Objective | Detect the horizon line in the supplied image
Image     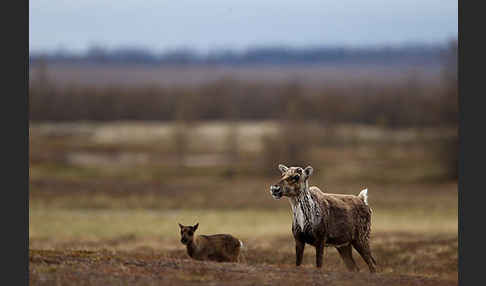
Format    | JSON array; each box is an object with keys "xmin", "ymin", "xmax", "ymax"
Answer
[{"xmin": 29, "ymin": 39, "xmax": 456, "ymax": 56}]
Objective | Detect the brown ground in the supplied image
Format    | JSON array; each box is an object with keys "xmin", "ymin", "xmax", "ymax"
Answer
[
  {"xmin": 30, "ymin": 230, "xmax": 457, "ymax": 285},
  {"xmin": 30, "ymin": 233, "xmax": 457, "ymax": 286},
  {"xmin": 30, "ymin": 255, "xmax": 455, "ymax": 286}
]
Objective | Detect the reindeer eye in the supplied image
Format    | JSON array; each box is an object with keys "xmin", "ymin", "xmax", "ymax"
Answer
[{"xmin": 293, "ymin": 175, "xmax": 300, "ymax": 181}]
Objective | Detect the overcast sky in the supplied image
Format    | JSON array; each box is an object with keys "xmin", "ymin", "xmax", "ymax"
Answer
[{"xmin": 29, "ymin": 0, "xmax": 457, "ymax": 53}]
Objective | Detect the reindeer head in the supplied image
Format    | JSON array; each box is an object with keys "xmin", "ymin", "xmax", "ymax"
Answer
[
  {"xmin": 178, "ymin": 223, "xmax": 199, "ymax": 245},
  {"xmin": 269, "ymin": 164, "xmax": 313, "ymax": 199}
]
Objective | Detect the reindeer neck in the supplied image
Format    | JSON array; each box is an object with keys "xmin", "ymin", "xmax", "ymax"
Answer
[
  {"xmin": 186, "ymin": 238, "xmax": 198, "ymax": 257},
  {"xmin": 289, "ymin": 180, "xmax": 319, "ymax": 230},
  {"xmin": 290, "ymin": 181, "xmax": 311, "ymax": 204}
]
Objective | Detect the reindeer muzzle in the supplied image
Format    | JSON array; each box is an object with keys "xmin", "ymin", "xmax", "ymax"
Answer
[{"xmin": 270, "ymin": 185, "xmax": 283, "ymax": 199}]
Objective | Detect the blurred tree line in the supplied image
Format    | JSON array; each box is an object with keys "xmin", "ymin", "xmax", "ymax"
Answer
[
  {"xmin": 29, "ymin": 78, "xmax": 454, "ymax": 127},
  {"xmin": 30, "ymin": 44, "xmax": 445, "ymax": 66}
]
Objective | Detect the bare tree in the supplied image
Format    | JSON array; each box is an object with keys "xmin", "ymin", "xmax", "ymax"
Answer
[
  {"xmin": 438, "ymin": 39, "xmax": 458, "ymax": 180},
  {"xmin": 261, "ymin": 81, "xmax": 312, "ymax": 175},
  {"xmin": 222, "ymin": 86, "xmax": 240, "ymax": 179},
  {"xmin": 172, "ymin": 91, "xmax": 197, "ymax": 168}
]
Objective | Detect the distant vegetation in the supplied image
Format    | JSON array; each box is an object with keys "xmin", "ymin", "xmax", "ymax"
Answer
[
  {"xmin": 30, "ymin": 44, "xmax": 448, "ymax": 66},
  {"xmin": 29, "ymin": 41, "xmax": 457, "ymax": 179},
  {"xmin": 29, "ymin": 41, "xmax": 457, "ymax": 126},
  {"xmin": 29, "ymin": 74, "xmax": 456, "ymax": 127}
]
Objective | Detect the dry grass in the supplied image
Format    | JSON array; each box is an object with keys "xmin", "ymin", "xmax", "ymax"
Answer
[
  {"xmin": 30, "ymin": 251, "xmax": 456, "ymax": 286},
  {"xmin": 29, "ymin": 206, "xmax": 456, "ymax": 245},
  {"xmin": 29, "ymin": 188, "xmax": 457, "ymax": 284}
]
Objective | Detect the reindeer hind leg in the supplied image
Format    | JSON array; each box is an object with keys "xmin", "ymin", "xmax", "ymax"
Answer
[
  {"xmin": 352, "ymin": 240, "xmax": 376, "ymax": 273},
  {"xmin": 336, "ymin": 244, "xmax": 359, "ymax": 272}
]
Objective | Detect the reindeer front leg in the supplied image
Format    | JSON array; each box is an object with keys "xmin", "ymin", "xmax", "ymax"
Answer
[
  {"xmin": 295, "ymin": 239, "xmax": 305, "ymax": 266},
  {"xmin": 315, "ymin": 241, "xmax": 324, "ymax": 268}
]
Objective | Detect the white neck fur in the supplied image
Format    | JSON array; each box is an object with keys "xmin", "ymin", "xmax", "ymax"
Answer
[{"xmin": 288, "ymin": 180, "xmax": 319, "ymax": 230}]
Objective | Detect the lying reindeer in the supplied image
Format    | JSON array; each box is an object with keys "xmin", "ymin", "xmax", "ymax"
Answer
[
  {"xmin": 269, "ymin": 164, "xmax": 376, "ymax": 272},
  {"xmin": 178, "ymin": 223, "xmax": 243, "ymax": 263}
]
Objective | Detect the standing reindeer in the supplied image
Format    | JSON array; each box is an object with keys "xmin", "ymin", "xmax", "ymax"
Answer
[{"xmin": 269, "ymin": 164, "xmax": 376, "ymax": 272}]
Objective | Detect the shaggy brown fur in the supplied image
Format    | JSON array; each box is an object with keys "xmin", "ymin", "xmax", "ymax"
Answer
[
  {"xmin": 178, "ymin": 223, "xmax": 243, "ymax": 263},
  {"xmin": 269, "ymin": 164, "xmax": 376, "ymax": 272}
]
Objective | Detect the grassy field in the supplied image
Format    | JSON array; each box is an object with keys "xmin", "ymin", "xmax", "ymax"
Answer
[{"xmin": 29, "ymin": 121, "xmax": 457, "ymax": 285}]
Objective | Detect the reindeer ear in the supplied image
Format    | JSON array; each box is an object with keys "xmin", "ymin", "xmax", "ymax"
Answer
[
  {"xmin": 278, "ymin": 164, "xmax": 289, "ymax": 173},
  {"xmin": 193, "ymin": 223, "xmax": 199, "ymax": 231},
  {"xmin": 304, "ymin": 166, "xmax": 314, "ymax": 177},
  {"xmin": 178, "ymin": 223, "xmax": 183, "ymax": 228}
]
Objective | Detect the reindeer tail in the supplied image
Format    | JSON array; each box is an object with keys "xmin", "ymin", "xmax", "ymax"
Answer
[
  {"xmin": 238, "ymin": 239, "xmax": 247, "ymax": 263},
  {"xmin": 358, "ymin": 188, "xmax": 369, "ymax": 205},
  {"xmin": 239, "ymin": 239, "xmax": 247, "ymax": 251}
]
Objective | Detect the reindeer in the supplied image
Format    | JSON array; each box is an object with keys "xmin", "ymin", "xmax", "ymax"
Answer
[
  {"xmin": 178, "ymin": 223, "xmax": 244, "ymax": 263},
  {"xmin": 269, "ymin": 164, "xmax": 376, "ymax": 272}
]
